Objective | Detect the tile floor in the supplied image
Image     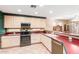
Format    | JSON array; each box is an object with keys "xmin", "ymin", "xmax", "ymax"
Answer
[{"xmin": 0, "ymin": 44, "xmax": 50, "ymax": 54}]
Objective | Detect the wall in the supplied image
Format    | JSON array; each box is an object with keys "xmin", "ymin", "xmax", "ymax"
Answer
[
  {"xmin": 69, "ymin": 20, "xmax": 79, "ymax": 34},
  {"xmin": 46, "ymin": 18, "xmax": 64, "ymax": 32},
  {"xmin": 46, "ymin": 18, "xmax": 70, "ymax": 32}
]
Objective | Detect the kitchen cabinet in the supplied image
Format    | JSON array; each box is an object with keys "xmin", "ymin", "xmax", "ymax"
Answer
[
  {"xmin": 31, "ymin": 34, "xmax": 41, "ymax": 44},
  {"xmin": 31, "ymin": 18, "xmax": 46, "ymax": 28},
  {"xmin": 30, "ymin": 18, "xmax": 41, "ymax": 28},
  {"xmin": 1, "ymin": 36, "xmax": 20, "ymax": 48},
  {"xmin": 39, "ymin": 19, "xmax": 47, "ymax": 28},
  {"xmin": 0, "ymin": 11, "xmax": 5, "ymax": 34},
  {"xmin": 40, "ymin": 34, "xmax": 52, "ymax": 52},
  {"xmin": 13, "ymin": 16, "xmax": 26, "ymax": 28},
  {"xmin": 4, "ymin": 15, "xmax": 14, "ymax": 28},
  {"xmin": 4, "ymin": 15, "xmax": 46, "ymax": 29},
  {"xmin": 52, "ymin": 40, "xmax": 63, "ymax": 54}
]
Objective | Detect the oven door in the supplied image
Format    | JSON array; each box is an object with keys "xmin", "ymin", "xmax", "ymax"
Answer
[{"xmin": 20, "ymin": 35, "xmax": 31, "ymax": 47}]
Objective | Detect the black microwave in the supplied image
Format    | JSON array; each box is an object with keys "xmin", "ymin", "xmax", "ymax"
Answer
[{"xmin": 21, "ymin": 23, "xmax": 30, "ymax": 26}]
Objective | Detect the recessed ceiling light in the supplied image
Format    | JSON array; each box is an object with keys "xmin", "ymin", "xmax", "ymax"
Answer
[
  {"xmin": 35, "ymin": 12, "xmax": 38, "ymax": 14},
  {"xmin": 17, "ymin": 9, "xmax": 22, "ymax": 12},
  {"xmin": 39, "ymin": 5, "xmax": 44, "ymax": 7},
  {"xmin": 49, "ymin": 10, "xmax": 53, "ymax": 14}
]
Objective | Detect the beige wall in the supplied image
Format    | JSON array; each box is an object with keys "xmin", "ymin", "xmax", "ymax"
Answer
[
  {"xmin": 69, "ymin": 20, "xmax": 79, "ymax": 34},
  {"xmin": 46, "ymin": 19, "xmax": 64, "ymax": 31},
  {"xmin": 46, "ymin": 18, "xmax": 70, "ymax": 32}
]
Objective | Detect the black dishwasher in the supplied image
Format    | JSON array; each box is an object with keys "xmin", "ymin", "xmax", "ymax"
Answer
[{"xmin": 20, "ymin": 23, "xmax": 31, "ymax": 47}]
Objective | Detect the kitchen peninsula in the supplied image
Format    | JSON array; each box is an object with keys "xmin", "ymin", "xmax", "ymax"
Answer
[{"xmin": 41, "ymin": 33, "xmax": 79, "ymax": 54}]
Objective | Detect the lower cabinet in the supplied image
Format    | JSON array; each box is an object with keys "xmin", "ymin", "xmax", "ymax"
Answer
[
  {"xmin": 40, "ymin": 34, "xmax": 66, "ymax": 54},
  {"xmin": 31, "ymin": 34, "xmax": 52, "ymax": 52},
  {"xmin": 52, "ymin": 40, "xmax": 63, "ymax": 54},
  {"xmin": 1, "ymin": 36, "xmax": 20, "ymax": 48},
  {"xmin": 31, "ymin": 34, "xmax": 41, "ymax": 44},
  {"xmin": 40, "ymin": 34, "xmax": 52, "ymax": 52}
]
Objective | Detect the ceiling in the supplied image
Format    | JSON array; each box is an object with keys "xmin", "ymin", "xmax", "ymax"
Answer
[{"xmin": 0, "ymin": 5, "xmax": 79, "ymax": 19}]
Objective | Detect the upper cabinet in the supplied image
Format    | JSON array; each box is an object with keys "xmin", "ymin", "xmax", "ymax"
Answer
[
  {"xmin": 13, "ymin": 16, "xmax": 26, "ymax": 28},
  {"xmin": 39, "ymin": 19, "xmax": 47, "ymax": 28},
  {"xmin": 0, "ymin": 11, "xmax": 5, "ymax": 34},
  {"xmin": 4, "ymin": 15, "xmax": 14, "ymax": 28},
  {"xmin": 31, "ymin": 18, "xmax": 41, "ymax": 28},
  {"xmin": 4, "ymin": 15, "xmax": 46, "ymax": 29}
]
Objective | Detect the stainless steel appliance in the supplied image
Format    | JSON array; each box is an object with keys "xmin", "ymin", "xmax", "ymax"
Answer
[{"xmin": 20, "ymin": 23, "xmax": 31, "ymax": 47}]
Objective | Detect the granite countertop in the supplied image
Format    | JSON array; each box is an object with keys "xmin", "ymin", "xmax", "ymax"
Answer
[{"xmin": 43, "ymin": 34, "xmax": 79, "ymax": 54}]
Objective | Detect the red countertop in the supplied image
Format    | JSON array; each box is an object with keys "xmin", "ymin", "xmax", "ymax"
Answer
[
  {"xmin": 44, "ymin": 34, "xmax": 79, "ymax": 54},
  {"xmin": 4, "ymin": 31, "xmax": 46, "ymax": 36}
]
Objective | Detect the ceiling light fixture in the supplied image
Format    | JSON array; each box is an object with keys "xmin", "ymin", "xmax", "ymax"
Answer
[
  {"xmin": 35, "ymin": 12, "xmax": 38, "ymax": 14},
  {"xmin": 17, "ymin": 9, "xmax": 22, "ymax": 12},
  {"xmin": 49, "ymin": 10, "xmax": 53, "ymax": 14}
]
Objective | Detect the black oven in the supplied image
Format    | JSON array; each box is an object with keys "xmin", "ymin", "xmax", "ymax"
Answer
[{"xmin": 20, "ymin": 23, "xmax": 31, "ymax": 47}]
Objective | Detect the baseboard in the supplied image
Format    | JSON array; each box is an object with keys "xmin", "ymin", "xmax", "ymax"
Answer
[{"xmin": 1, "ymin": 45, "xmax": 20, "ymax": 49}]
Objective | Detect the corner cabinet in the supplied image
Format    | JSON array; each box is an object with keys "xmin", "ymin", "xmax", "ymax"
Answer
[{"xmin": 0, "ymin": 11, "xmax": 5, "ymax": 34}]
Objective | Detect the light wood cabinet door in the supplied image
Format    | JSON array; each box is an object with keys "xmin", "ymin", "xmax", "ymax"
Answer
[
  {"xmin": 31, "ymin": 18, "xmax": 41, "ymax": 28},
  {"xmin": 1, "ymin": 36, "xmax": 20, "ymax": 48},
  {"xmin": 13, "ymin": 16, "xmax": 32, "ymax": 28},
  {"xmin": 40, "ymin": 34, "xmax": 52, "ymax": 52},
  {"xmin": 31, "ymin": 34, "xmax": 41, "ymax": 43},
  {"xmin": 4, "ymin": 15, "xmax": 46, "ymax": 28},
  {"xmin": 13, "ymin": 16, "xmax": 25, "ymax": 28},
  {"xmin": 52, "ymin": 40, "xmax": 63, "ymax": 54},
  {"xmin": 4, "ymin": 15, "xmax": 14, "ymax": 28},
  {"xmin": 40, "ymin": 19, "xmax": 46, "ymax": 28}
]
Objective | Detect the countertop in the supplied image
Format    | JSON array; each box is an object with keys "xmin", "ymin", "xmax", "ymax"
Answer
[
  {"xmin": 44, "ymin": 34, "xmax": 79, "ymax": 54},
  {"xmin": 56, "ymin": 32, "xmax": 79, "ymax": 37}
]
